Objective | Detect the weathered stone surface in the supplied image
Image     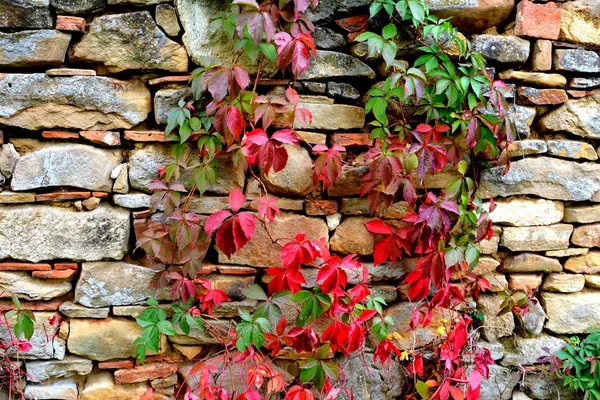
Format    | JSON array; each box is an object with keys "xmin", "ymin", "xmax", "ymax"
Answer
[
  {"xmin": 0, "ymin": 272, "xmax": 71, "ymax": 300},
  {"xmin": 328, "ymin": 82, "xmax": 361, "ymax": 101},
  {"xmin": 0, "ymin": 74, "xmax": 151, "ymax": 131},
  {"xmin": 0, "ymin": 30, "xmax": 71, "ymax": 67},
  {"xmin": 508, "ymin": 105, "xmax": 537, "ymax": 138},
  {"xmin": 501, "ymin": 335, "xmax": 566, "ymax": 367},
  {"xmin": 384, "ymin": 302, "xmax": 450, "ymax": 349},
  {"xmin": 11, "ymin": 143, "xmax": 122, "ymax": 192},
  {"xmin": 425, "ymin": 0, "xmax": 514, "ymax": 33},
  {"xmin": 328, "ymin": 165, "xmax": 368, "ymax": 197},
  {"xmin": 75, "ymin": 262, "xmax": 170, "ymax": 308},
  {"xmin": 71, "ymin": 11, "xmax": 187, "ymax": 73},
  {"xmin": 542, "ymin": 290, "xmax": 600, "ymax": 334},
  {"xmin": 570, "ymin": 77, "xmax": 600, "ymax": 90},
  {"xmin": 477, "ymin": 294, "xmax": 515, "ymax": 341},
  {"xmin": 473, "ymin": 35, "xmax": 530, "ymax": 64},
  {"xmin": 554, "ymin": 49, "xmax": 600, "ymax": 73},
  {"xmin": 539, "ymin": 95, "xmax": 600, "ymax": 139},
  {"xmin": 479, "ymin": 157, "xmax": 600, "ymax": 201},
  {"xmin": 547, "ymin": 140, "xmax": 598, "ymax": 161},
  {"xmin": 300, "ymin": 50, "xmax": 375, "ymax": 80},
  {"xmin": 59, "ymin": 302, "xmax": 109, "ymax": 318},
  {"xmin": 0, "ymin": 0, "xmax": 52, "ymax": 28},
  {"xmin": 113, "ymin": 193, "xmax": 151, "ymax": 209},
  {"xmin": 501, "ymin": 225, "xmax": 573, "ymax": 252},
  {"xmin": 572, "ymin": 224, "xmax": 600, "ymax": 248},
  {"xmin": 0, "ymin": 143, "xmax": 19, "ymax": 178},
  {"xmin": 585, "ymin": 275, "xmax": 600, "ymax": 288},
  {"xmin": 69, "ymin": 318, "xmax": 164, "ymax": 361},
  {"xmin": 112, "ymin": 164, "xmax": 129, "ymax": 194},
  {"xmin": 338, "ymin": 354, "xmax": 408, "ymax": 400},
  {"xmin": 542, "ymin": 273, "xmax": 585, "ymax": 293},
  {"xmin": 262, "ymin": 145, "xmax": 314, "ymax": 197},
  {"xmin": 314, "ymin": 26, "xmax": 346, "ymax": 49},
  {"xmin": 219, "ymin": 213, "xmax": 328, "ymax": 267},
  {"xmin": 0, "ymin": 204, "xmax": 130, "ymax": 263},
  {"xmin": 517, "ymin": 299, "xmax": 546, "ymax": 337},
  {"xmin": 479, "ymin": 364, "xmax": 520, "ymax": 400},
  {"xmin": 546, "ymin": 248, "xmax": 588, "ymax": 257},
  {"xmin": 0, "ymin": 312, "xmax": 65, "ymax": 360},
  {"xmin": 330, "ymin": 217, "xmax": 374, "ymax": 255},
  {"xmin": 479, "ymin": 341, "xmax": 505, "ymax": 361},
  {"xmin": 129, "ymin": 145, "xmax": 244, "ymax": 195},
  {"xmin": 80, "ymin": 371, "xmax": 148, "ymax": 400},
  {"xmin": 481, "ymin": 226, "xmax": 501, "ymax": 254},
  {"xmin": 565, "ymin": 251, "xmax": 600, "ymax": 274},
  {"xmin": 517, "ymin": 87, "xmax": 568, "ymax": 105},
  {"xmin": 26, "ymin": 357, "xmax": 93, "ymax": 383},
  {"xmin": 24, "ymin": 379, "xmax": 78, "ymax": 400},
  {"xmin": 532, "ymin": 39, "xmax": 552, "ymax": 72},
  {"xmin": 51, "ymin": 0, "xmax": 105, "ymax": 14},
  {"xmin": 509, "ymin": 274, "xmax": 543, "ymax": 292},
  {"xmin": 293, "ymin": 101, "xmax": 365, "ymax": 130},
  {"xmin": 559, "ymin": 0, "xmax": 600, "ymax": 48},
  {"xmin": 114, "ymin": 364, "xmax": 178, "ymax": 384},
  {"xmin": 154, "ymin": 87, "xmax": 191, "ymax": 125},
  {"xmin": 498, "ymin": 70, "xmax": 566, "ymax": 88},
  {"xmin": 564, "ymin": 204, "xmax": 600, "ymax": 224},
  {"xmin": 523, "ymin": 373, "xmax": 577, "ymax": 400},
  {"xmin": 156, "ymin": 4, "xmax": 180, "ymax": 37},
  {"xmin": 486, "ymin": 198, "xmax": 563, "ymax": 226}
]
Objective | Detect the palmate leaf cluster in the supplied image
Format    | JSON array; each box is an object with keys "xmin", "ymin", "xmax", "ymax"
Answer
[{"xmin": 557, "ymin": 330, "xmax": 600, "ymax": 400}]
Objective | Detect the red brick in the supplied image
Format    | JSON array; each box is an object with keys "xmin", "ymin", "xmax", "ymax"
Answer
[
  {"xmin": 80, "ymin": 131, "xmax": 121, "ymax": 146},
  {"xmin": 0, "ymin": 298, "xmax": 63, "ymax": 311},
  {"xmin": 54, "ymin": 263, "xmax": 78, "ymax": 271},
  {"xmin": 331, "ymin": 133, "xmax": 373, "ymax": 147},
  {"xmin": 123, "ymin": 131, "xmax": 169, "ymax": 142},
  {"xmin": 305, "ymin": 199, "xmax": 338, "ymax": 215},
  {"xmin": 92, "ymin": 192, "xmax": 109, "ymax": 198},
  {"xmin": 98, "ymin": 360, "xmax": 134, "ymax": 370},
  {"xmin": 41, "ymin": 131, "xmax": 79, "ymax": 140},
  {"xmin": 515, "ymin": 0, "xmax": 562, "ymax": 40},
  {"xmin": 335, "ymin": 15, "xmax": 369, "ymax": 32},
  {"xmin": 140, "ymin": 356, "xmax": 185, "ymax": 365},
  {"xmin": 217, "ymin": 265, "xmax": 257, "ymax": 275},
  {"xmin": 0, "ymin": 263, "xmax": 52, "ymax": 271},
  {"xmin": 36, "ymin": 192, "xmax": 91, "ymax": 202},
  {"xmin": 56, "ymin": 15, "xmax": 86, "ymax": 32},
  {"xmin": 148, "ymin": 75, "xmax": 191, "ymax": 86},
  {"xmin": 517, "ymin": 87, "xmax": 568, "ymax": 105},
  {"xmin": 32, "ymin": 270, "xmax": 77, "ymax": 279},
  {"xmin": 568, "ymin": 90, "xmax": 599, "ymax": 98}
]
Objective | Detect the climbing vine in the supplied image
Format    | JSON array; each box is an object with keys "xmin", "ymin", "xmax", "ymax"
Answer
[{"xmin": 135, "ymin": 0, "xmax": 518, "ymax": 399}]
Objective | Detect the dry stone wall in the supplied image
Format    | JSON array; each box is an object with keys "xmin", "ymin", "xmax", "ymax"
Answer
[{"xmin": 0, "ymin": 0, "xmax": 600, "ymax": 399}]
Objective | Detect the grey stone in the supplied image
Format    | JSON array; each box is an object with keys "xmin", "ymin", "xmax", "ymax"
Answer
[
  {"xmin": 262, "ymin": 145, "xmax": 314, "ymax": 197},
  {"xmin": 501, "ymin": 335, "xmax": 565, "ymax": 367},
  {"xmin": 51, "ymin": 0, "xmax": 105, "ymax": 14},
  {"xmin": 314, "ymin": 26, "xmax": 346, "ymax": 49},
  {"xmin": 337, "ymin": 354, "xmax": 408, "ymax": 400},
  {"xmin": 542, "ymin": 290, "xmax": 600, "ymax": 334},
  {"xmin": 0, "ymin": 312, "xmax": 65, "ymax": 360},
  {"xmin": 24, "ymin": 379, "xmax": 78, "ymax": 400},
  {"xmin": 501, "ymin": 225, "xmax": 573, "ymax": 252},
  {"xmin": 473, "ymin": 35, "xmax": 530, "ymax": 65},
  {"xmin": 0, "ymin": 30, "xmax": 71, "ymax": 67},
  {"xmin": 327, "ymin": 82, "xmax": 360, "ymax": 101},
  {"xmin": 0, "ymin": 272, "xmax": 71, "ymax": 301},
  {"xmin": 542, "ymin": 273, "xmax": 585, "ymax": 293},
  {"xmin": 479, "ymin": 341, "xmax": 505, "ymax": 361},
  {"xmin": 156, "ymin": 4, "xmax": 180, "ymax": 37},
  {"xmin": 478, "ymin": 294, "xmax": 515, "ymax": 342},
  {"xmin": 300, "ymin": 50, "xmax": 375, "ymax": 80},
  {"xmin": 384, "ymin": 302, "xmax": 452, "ymax": 349},
  {"xmin": 0, "ymin": 74, "xmax": 151, "ymax": 131},
  {"xmin": 129, "ymin": 144, "xmax": 244, "ymax": 195},
  {"xmin": 0, "ymin": 204, "xmax": 130, "ymax": 263},
  {"xmin": 0, "ymin": 143, "xmax": 19, "ymax": 178},
  {"xmin": 538, "ymin": 94, "xmax": 600, "ymax": 139},
  {"xmin": 523, "ymin": 373, "xmax": 577, "ymax": 399},
  {"xmin": 108, "ymin": 0, "xmax": 171, "ymax": 4},
  {"xmin": 479, "ymin": 364, "xmax": 520, "ymax": 400},
  {"xmin": 554, "ymin": 49, "xmax": 600, "ymax": 73},
  {"xmin": 11, "ymin": 143, "xmax": 122, "ymax": 192},
  {"xmin": 75, "ymin": 262, "xmax": 170, "ymax": 308},
  {"xmin": 304, "ymin": 0, "xmax": 372, "ymax": 22},
  {"xmin": 478, "ymin": 157, "xmax": 600, "ymax": 201},
  {"xmin": 154, "ymin": 87, "xmax": 191, "ymax": 125},
  {"xmin": 113, "ymin": 193, "xmax": 151, "ymax": 209},
  {"xmin": 546, "ymin": 140, "xmax": 598, "ymax": 161},
  {"xmin": 59, "ymin": 302, "xmax": 110, "ymax": 319},
  {"xmin": 569, "ymin": 77, "xmax": 600, "ymax": 90},
  {"xmin": 25, "ymin": 357, "xmax": 93, "ymax": 383},
  {"xmin": 0, "ymin": 0, "xmax": 52, "ymax": 28},
  {"xmin": 516, "ymin": 299, "xmax": 546, "ymax": 337},
  {"xmin": 508, "ymin": 105, "xmax": 537, "ymax": 138},
  {"xmin": 169, "ymin": 320, "xmax": 230, "ymax": 345},
  {"xmin": 70, "ymin": 11, "xmax": 188, "ymax": 73}
]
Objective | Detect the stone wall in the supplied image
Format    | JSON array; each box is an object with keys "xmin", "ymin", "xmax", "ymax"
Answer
[{"xmin": 0, "ymin": 0, "xmax": 600, "ymax": 399}]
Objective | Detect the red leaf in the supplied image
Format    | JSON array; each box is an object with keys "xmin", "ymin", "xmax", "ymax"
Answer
[
  {"xmin": 205, "ymin": 210, "xmax": 233, "ymax": 237},
  {"xmin": 140, "ymin": 388, "xmax": 154, "ymax": 400},
  {"xmin": 317, "ymin": 256, "xmax": 348, "ymax": 294},
  {"xmin": 229, "ymin": 188, "xmax": 246, "ymax": 213},
  {"xmin": 226, "ymin": 105, "xmax": 244, "ymax": 140},
  {"xmin": 365, "ymin": 220, "xmax": 393, "ymax": 235},
  {"xmin": 257, "ymin": 196, "xmax": 280, "ymax": 223}
]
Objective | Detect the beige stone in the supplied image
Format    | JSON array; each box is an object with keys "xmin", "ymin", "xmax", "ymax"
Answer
[
  {"xmin": 498, "ymin": 70, "xmax": 566, "ymax": 88},
  {"xmin": 330, "ymin": 217, "xmax": 374, "ymax": 255},
  {"xmin": 538, "ymin": 94, "xmax": 600, "ymax": 139},
  {"xmin": 294, "ymin": 101, "xmax": 365, "ymax": 130},
  {"xmin": 546, "ymin": 140, "xmax": 598, "ymax": 161},
  {"xmin": 0, "ymin": 272, "xmax": 72, "ymax": 301},
  {"xmin": 501, "ymin": 224, "xmax": 573, "ymax": 252},
  {"xmin": 481, "ymin": 226, "xmax": 501, "ymax": 255},
  {"xmin": 545, "ymin": 248, "xmax": 589, "ymax": 257},
  {"xmin": 532, "ymin": 40, "xmax": 552, "ymax": 71},
  {"xmin": 572, "ymin": 224, "xmax": 600, "ymax": 247},
  {"xmin": 564, "ymin": 204, "xmax": 600, "ymax": 224},
  {"xmin": 502, "ymin": 253, "xmax": 562, "ymax": 273},
  {"xmin": 477, "ymin": 294, "xmax": 515, "ymax": 342},
  {"xmin": 509, "ymin": 274, "xmax": 543, "ymax": 292},
  {"xmin": 559, "ymin": 0, "xmax": 600, "ymax": 48},
  {"xmin": 542, "ymin": 273, "xmax": 585, "ymax": 293},
  {"xmin": 80, "ymin": 371, "xmax": 148, "ymax": 400},
  {"xmin": 262, "ymin": 145, "xmax": 314, "ymax": 197},
  {"xmin": 584, "ymin": 275, "xmax": 600, "ymax": 288},
  {"xmin": 486, "ymin": 198, "xmax": 563, "ymax": 226},
  {"xmin": 542, "ymin": 290, "xmax": 600, "ymax": 334},
  {"xmin": 565, "ymin": 251, "xmax": 600, "ymax": 274},
  {"xmin": 0, "ymin": 191, "xmax": 35, "ymax": 204}
]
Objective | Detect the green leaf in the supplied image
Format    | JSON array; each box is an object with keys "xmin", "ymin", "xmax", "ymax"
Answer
[
  {"xmin": 241, "ymin": 284, "xmax": 268, "ymax": 301},
  {"xmin": 466, "ymin": 246, "xmax": 480, "ymax": 268},
  {"xmin": 156, "ymin": 320, "xmax": 176, "ymax": 336},
  {"xmin": 291, "ymin": 290, "xmax": 312, "ymax": 303},
  {"xmin": 382, "ymin": 24, "xmax": 397, "ymax": 40},
  {"xmin": 136, "ymin": 344, "xmax": 147, "ymax": 365},
  {"xmin": 259, "ymin": 42, "xmax": 277, "ymax": 62}
]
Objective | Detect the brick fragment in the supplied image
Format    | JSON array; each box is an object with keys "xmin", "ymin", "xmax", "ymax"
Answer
[
  {"xmin": 133, "ymin": 210, "xmax": 152, "ymax": 219},
  {"xmin": 516, "ymin": 87, "xmax": 568, "ymax": 105},
  {"xmin": 32, "ymin": 270, "xmax": 77, "ymax": 279},
  {"xmin": 98, "ymin": 360, "xmax": 134, "ymax": 370},
  {"xmin": 36, "ymin": 192, "xmax": 91, "ymax": 202},
  {"xmin": 54, "ymin": 263, "xmax": 78, "ymax": 271},
  {"xmin": 515, "ymin": 0, "xmax": 562, "ymax": 40},
  {"xmin": 92, "ymin": 192, "xmax": 109, "ymax": 198},
  {"xmin": 335, "ymin": 15, "xmax": 369, "ymax": 32},
  {"xmin": 123, "ymin": 130, "xmax": 169, "ymax": 142},
  {"xmin": 0, "ymin": 263, "xmax": 52, "ymax": 271},
  {"xmin": 148, "ymin": 75, "xmax": 191, "ymax": 86},
  {"xmin": 41, "ymin": 131, "xmax": 79, "ymax": 140},
  {"xmin": 217, "ymin": 265, "xmax": 257, "ymax": 275},
  {"xmin": 305, "ymin": 199, "xmax": 338, "ymax": 215},
  {"xmin": 80, "ymin": 131, "xmax": 121, "ymax": 146},
  {"xmin": 0, "ymin": 298, "xmax": 63, "ymax": 311},
  {"xmin": 331, "ymin": 133, "xmax": 373, "ymax": 147},
  {"xmin": 56, "ymin": 15, "xmax": 86, "ymax": 32}
]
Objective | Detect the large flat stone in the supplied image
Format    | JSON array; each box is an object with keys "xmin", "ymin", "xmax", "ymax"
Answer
[
  {"xmin": 478, "ymin": 157, "xmax": 600, "ymax": 201},
  {"xmin": 486, "ymin": 198, "xmax": 563, "ymax": 226},
  {"xmin": 293, "ymin": 101, "xmax": 365, "ymax": 130},
  {"xmin": 300, "ymin": 50, "xmax": 375, "ymax": 80},
  {"xmin": 501, "ymin": 224, "xmax": 573, "ymax": 252},
  {"xmin": 75, "ymin": 262, "xmax": 170, "ymax": 307},
  {"xmin": 0, "ymin": 74, "xmax": 151, "ymax": 130},
  {"xmin": 559, "ymin": 0, "xmax": 600, "ymax": 48},
  {"xmin": 0, "ymin": 30, "xmax": 71, "ymax": 67},
  {"xmin": 0, "ymin": 312, "xmax": 65, "ymax": 360},
  {"xmin": 80, "ymin": 371, "xmax": 148, "ymax": 400},
  {"xmin": 70, "ymin": 11, "xmax": 187, "ymax": 73},
  {"xmin": 538, "ymin": 94, "xmax": 600, "ymax": 139},
  {"xmin": 541, "ymin": 290, "xmax": 600, "ymax": 334},
  {"xmin": 0, "ymin": 0, "xmax": 53, "ymax": 28},
  {"xmin": 11, "ymin": 143, "xmax": 122, "ymax": 192},
  {"xmin": 262, "ymin": 145, "xmax": 314, "ymax": 197},
  {"xmin": 501, "ymin": 335, "xmax": 566, "ymax": 367},
  {"xmin": 565, "ymin": 251, "xmax": 600, "ymax": 274},
  {"xmin": 0, "ymin": 272, "xmax": 71, "ymax": 300},
  {"xmin": 554, "ymin": 49, "xmax": 600, "ymax": 73},
  {"xmin": 502, "ymin": 253, "xmax": 562, "ymax": 273},
  {"xmin": 23, "ymin": 379, "xmax": 78, "ymax": 400},
  {"xmin": 25, "ymin": 356, "xmax": 93, "ymax": 383},
  {"xmin": 473, "ymin": 34, "xmax": 530, "ymax": 65},
  {"xmin": 50, "ymin": 0, "xmax": 105, "ymax": 14},
  {"xmin": 426, "ymin": 0, "xmax": 514, "ymax": 33},
  {"xmin": 330, "ymin": 217, "xmax": 374, "ymax": 255},
  {"xmin": 0, "ymin": 204, "xmax": 130, "ymax": 263}
]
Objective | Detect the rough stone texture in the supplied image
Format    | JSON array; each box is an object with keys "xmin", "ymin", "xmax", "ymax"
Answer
[
  {"xmin": 154, "ymin": 87, "xmax": 191, "ymax": 125},
  {"xmin": 508, "ymin": 274, "xmax": 543, "ymax": 292},
  {"xmin": 501, "ymin": 224, "xmax": 573, "ymax": 252},
  {"xmin": 547, "ymin": 140, "xmax": 598, "ymax": 161},
  {"xmin": 572, "ymin": 224, "xmax": 600, "ymax": 248},
  {"xmin": 0, "ymin": 272, "xmax": 72, "ymax": 300},
  {"xmin": 59, "ymin": 302, "xmax": 110, "ymax": 319},
  {"xmin": 0, "ymin": 204, "xmax": 130, "ymax": 263},
  {"xmin": 473, "ymin": 35, "xmax": 530, "ymax": 65},
  {"xmin": 517, "ymin": 87, "xmax": 568, "ymax": 106},
  {"xmin": 11, "ymin": 143, "xmax": 122, "ymax": 192},
  {"xmin": 498, "ymin": 70, "xmax": 566, "ymax": 88},
  {"xmin": 501, "ymin": 335, "xmax": 566, "ymax": 367},
  {"xmin": 384, "ymin": 302, "xmax": 451, "ymax": 349},
  {"xmin": 75, "ymin": 262, "xmax": 170, "ymax": 308},
  {"xmin": 539, "ymin": 94, "xmax": 600, "ymax": 139},
  {"xmin": 546, "ymin": 248, "xmax": 589, "ymax": 257},
  {"xmin": 293, "ymin": 102, "xmax": 365, "ymax": 130},
  {"xmin": 129, "ymin": 145, "xmax": 245, "ymax": 195},
  {"xmin": 487, "ymin": 198, "xmax": 563, "ymax": 226},
  {"xmin": 314, "ymin": 26, "xmax": 346, "ymax": 49},
  {"xmin": 570, "ymin": 77, "xmax": 600, "ymax": 90},
  {"xmin": 425, "ymin": 0, "xmax": 514, "ymax": 33},
  {"xmin": 300, "ymin": 50, "xmax": 375, "ymax": 80},
  {"xmin": 532, "ymin": 39, "xmax": 552, "ymax": 72},
  {"xmin": 0, "ymin": 0, "xmax": 53, "ymax": 28},
  {"xmin": 508, "ymin": 105, "xmax": 537, "ymax": 138},
  {"xmin": 337, "ymin": 354, "xmax": 408, "ymax": 400},
  {"xmin": 0, "ymin": 312, "xmax": 65, "ymax": 360},
  {"xmin": 0, "ymin": 143, "xmax": 19, "ymax": 178},
  {"xmin": 70, "ymin": 11, "xmax": 188, "ymax": 73},
  {"xmin": 51, "ymin": 0, "xmax": 105, "ymax": 14},
  {"xmin": 559, "ymin": 0, "xmax": 600, "ymax": 48},
  {"xmin": 517, "ymin": 299, "xmax": 546, "ymax": 337},
  {"xmin": 330, "ymin": 217, "xmax": 374, "ymax": 255},
  {"xmin": 542, "ymin": 290, "xmax": 600, "ymax": 334},
  {"xmin": 0, "ymin": 74, "xmax": 151, "ymax": 131},
  {"xmin": 564, "ymin": 204, "xmax": 600, "ymax": 224},
  {"xmin": 478, "ymin": 364, "xmax": 520, "ymax": 400},
  {"xmin": 80, "ymin": 371, "xmax": 148, "ymax": 400},
  {"xmin": 218, "ymin": 213, "xmax": 328, "ymax": 267},
  {"xmin": 515, "ymin": 0, "xmax": 562, "ymax": 40},
  {"xmin": 113, "ymin": 193, "xmax": 151, "ymax": 208},
  {"xmin": 585, "ymin": 275, "xmax": 600, "ymax": 289},
  {"xmin": 25, "ymin": 357, "xmax": 93, "ymax": 383},
  {"xmin": 477, "ymin": 294, "xmax": 515, "ymax": 342},
  {"xmin": 23, "ymin": 379, "xmax": 78, "ymax": 400},
  {"xmin": 262, "ymin": 145, "xmax": 314, "ymax": 197},
  {"xmin": 155, "ymin": 4, "xmax": 180, "ymax": 37},
  {"xmin": 478, "ymin": 157, "xmax": 600, "ymax": 201},
  {"xmin": 523, "ymin": 373, "xmax": 577, "ymax": 400},
  {"xmin": 554, "ymin": 49, "xmax": 600, "ymax": 73},
  {"xmin": 565, "ymin": 251, "xmax": 600, "ymax": 274},
  {"xmin": 542, "ymin": 273, "xmax": 585, "ymax": 293},
  {"xmin": 0, "ymin": 30, "xmax": 71, "ymax": 67}
]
